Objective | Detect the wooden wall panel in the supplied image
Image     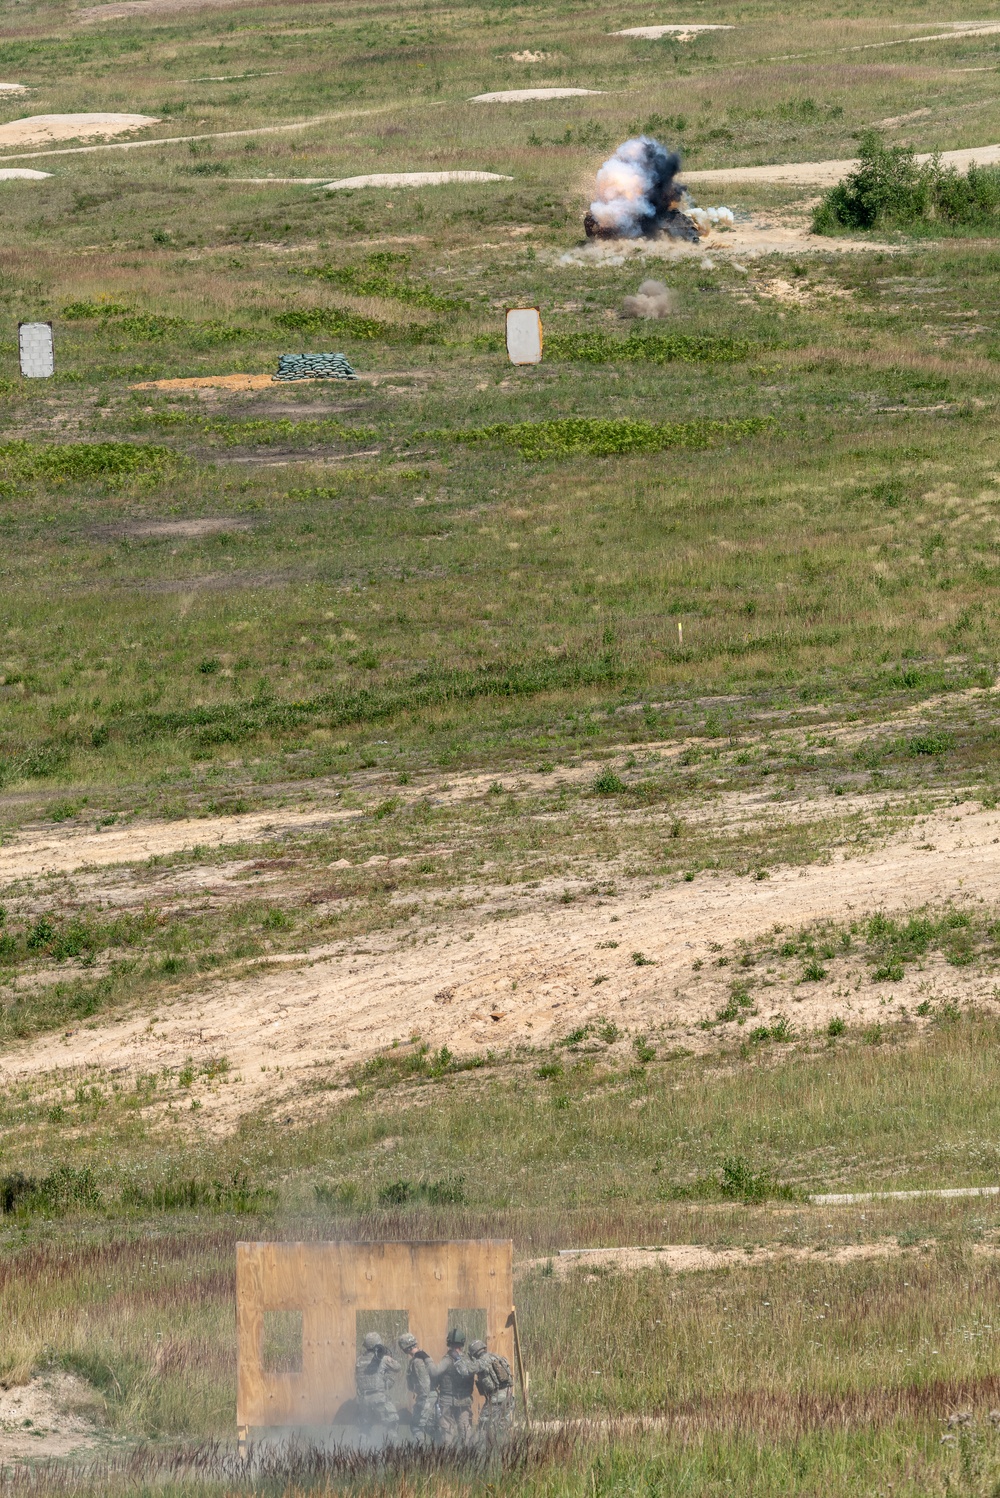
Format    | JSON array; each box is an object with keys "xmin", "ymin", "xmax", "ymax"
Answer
[{"xmin": 236, "ymin": 1240, "xmax": 514, "ymax": 1430}]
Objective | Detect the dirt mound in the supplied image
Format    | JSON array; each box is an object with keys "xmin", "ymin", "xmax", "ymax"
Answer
[
  {"xmin": 612, "ymin": 24, "xmax": 733, "ymax": 38},
  {"xmin": 0, "ymin": 1374, "xmax": 100, "ymax": 1460},
  {"xmin": 323, "ymin": 171, "xmax": 513, "ymax": 190},
  {"xmin": 0, "ymin": 114, "xmax": 158, "ymax": 149},
  {"xmin": 470, "ymin": 88, "xmax": 603, "ymax": 102}
]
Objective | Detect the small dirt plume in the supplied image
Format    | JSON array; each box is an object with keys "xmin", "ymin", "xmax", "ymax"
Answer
[{"xmin": 622, "ymin": 279, "xmax": 674, "ymax": 318}]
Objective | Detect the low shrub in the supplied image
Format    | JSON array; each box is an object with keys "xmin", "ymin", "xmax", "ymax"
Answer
[
  {"xmin": 593, "ymin": 767, "xmax": 626, "ymax": 794},
  {"xmin": 813, "ymin": 129, "xmax": 1000, "ymax": 233},
  {"xmin": 376, "ymin": 1176, "xmax": 466, "ymax": 1207},
  {"xmin": 0, "ymin": 1165, "xmax": 101, "ymax": 1216}
]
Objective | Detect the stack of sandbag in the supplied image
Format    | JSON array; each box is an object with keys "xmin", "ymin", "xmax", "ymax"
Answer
[{"xmin": 275, "ymin": 352, "xmax": 357, "ymax": 381}]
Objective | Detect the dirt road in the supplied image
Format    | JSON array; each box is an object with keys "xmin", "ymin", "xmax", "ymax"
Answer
[{"xmin": 685, "ymin": 142, "xmax": 1000, "ymax": 187}]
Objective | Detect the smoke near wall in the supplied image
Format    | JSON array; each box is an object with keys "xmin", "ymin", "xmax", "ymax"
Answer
[{"xmin": 585, "ymin": 136, "xmax": 699, "ymax": 242}]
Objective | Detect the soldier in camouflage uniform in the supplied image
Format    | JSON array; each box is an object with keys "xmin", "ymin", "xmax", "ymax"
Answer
[
  {"xmin": 432, "ymin": 1327, "xmax": 475, "ymax": 1447},
  {"xmin": 397, "ymin": 1332, "xmax": 436, "ymax": 1445},
  {"xmin": 354, "ymin": 1330, "xmax": 401, "ymax": 1440},
  {"xmin": 470, "ymin": 1338, "xmax": 514, "ymax": 1441}
]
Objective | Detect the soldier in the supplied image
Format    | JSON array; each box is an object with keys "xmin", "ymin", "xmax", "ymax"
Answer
[
  {"xmin": 432, "ymin": 1326, "xmax": 476, "ymax": 1447},
  {"xmin": 470, "ymin": 1338, "xmax": 514, "ymax": 1441},
  {"xmin": 397, "ymin": 1332, "xmax": 436, "ymax": 1445},
  {"xmin": 354, "ymin": 1330, "xmax": 401, "ymax": 1440}
]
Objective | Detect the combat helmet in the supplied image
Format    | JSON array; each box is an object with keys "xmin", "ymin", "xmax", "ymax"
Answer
[
  {"xmin": 397, "ymin": 1333, "xmax": 418, "ymax": 1352},
  {"xmin": 469, "ymin": 1340, "xmax": 487, "ymax": 1358},
  {"xmin": 363, "ymin": 1331, "xmax": 385, "ymax": 1351},
  {"xmin": 446, "ymin": 1326, "xmax": 467, "ymax": 1348}
]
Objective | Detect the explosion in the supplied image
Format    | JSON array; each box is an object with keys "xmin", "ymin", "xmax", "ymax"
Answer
[{"xmin": 584, "ymin": 135, "xmax": 699, "ymax": 242}]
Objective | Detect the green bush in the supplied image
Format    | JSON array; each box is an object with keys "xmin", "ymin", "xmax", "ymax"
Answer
[
  {"xmin": 0, "ymin": 1165, "xmax": 101, "ymax": 1216},
  {"xmin": 593, "ymin": 767, "xmax": 626, "ymax": 794},
  {"xmin": 814, "ymin": 130, "xmax": 1000, "ymax": 233}
]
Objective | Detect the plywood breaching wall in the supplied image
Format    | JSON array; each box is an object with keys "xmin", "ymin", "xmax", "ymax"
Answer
[{"xmin": 236, "ymin": 1240, "xmax": 515, "ymax": 1430}]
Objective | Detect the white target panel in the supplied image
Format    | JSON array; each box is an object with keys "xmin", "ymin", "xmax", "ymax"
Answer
[
  {"xmin": 18, "ymin": 322, "xmax": 54, "ymax": 379},
  {"xmin": 506, "ymin": 307, "xmax": 543, "ymax": 365}
]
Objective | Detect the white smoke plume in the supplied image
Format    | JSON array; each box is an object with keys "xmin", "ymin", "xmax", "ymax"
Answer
[{"xmin": 585, "ymin": 136, "xmax": 699, "ymax": 242}]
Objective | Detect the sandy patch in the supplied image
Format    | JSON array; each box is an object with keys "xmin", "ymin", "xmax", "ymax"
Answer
[
  {"xmin": 0, "ymin": 105, "xmax": 403, "ymax": 165},
  {"xmin": 131, "ymin": 373, "xmax": 279, "ymax": 392},
  {"xmin": 877, "ymin": 107, "xmax": 932, "ymax": 128},
  {"xmin": 470, "ymin": 88, "xmax": 603, "ymax": 102},
  {"xmin": 528, "ymin": 1240, "xmax": 906, "ymax": 1276},
  {"xmin": 685, "ymin": 141, "xmax": 1000, "ymax": 188},
  {"xmin": 0, "ymin": 114, "xmax": 158, "ymax": 149},
  {"xmin": 0, "ymin": 169, "xmax": 51, "ymax": 180},
  {"xmin": 5, "ymin": 797, "xmax": 1000, "ymax": 1127},
  {"xmin": 750, "ymin": 274, "xmax": 853, "ymax": 306},
  {"xmin": 323, "ymin": 171, "xmax": 513, "ymax": 190},
  {"xmin": 77, "ymin": 0, "xmax": 274, "ymax": 17},
  {"xmin": 230, "ymin": 177, "xmax": 334, "ymax": 184},
  {"xmin": 511, "ymin": 51, "xmax": 550, "ymax": 62},
  {"xmin": 0, "ymin": 1374, "xmax": 100, "ymax": 1460},
  {"xmin": 0, "ymin": 83, "xmax": 26, "ymax": 95},
  {"xmin": 105, "ymin": 517, "xmax": 256, "ymax": 539},
  {"xmin": 0, "ymin": 805, "xmax": 357, "ymax": 882},
  {"xmin": 813, "ymin": 1187, "xmax": 1000, "ymax": 1206},
  {"xmin": 556, "ymin": 218, "xmax": 895, "ymax": 263},
  {"xmin": 612, "ymin": 24, "xmax": 733, "ymax": 39}
]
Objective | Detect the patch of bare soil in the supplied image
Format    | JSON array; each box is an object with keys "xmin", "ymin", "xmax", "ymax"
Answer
[
  {"xmin": 96, "ymin": 517, "xmax": 256, "ymax": 539},
  {"xmin": 0, "ymin": 1373, "xmax": 101, "ymax": 1460},
  {"xmin": 76, "ymin": 0, "xmax": 283, "ymax": 18},
  {"xmin": 131, "ymin": 374, "xmax": 279, "ymax": 392},
  {"xmin": 556, "ymin": 208, "xmax": 897, "ymax": 263},
  {"xmin": 524, "ymin": 1240, "xmax": 909, "ymax": 1276},
  {"xmin": 0, "ymin": 114, "xmax": 158, "ymax": 148},
  {"xmin": 324, "ymin": 171, "xmax": 513, "ymax": 190},
  {"xmin": 5, "ymin": 798, "xmax": 1000, "ymax": 1130},
  {"xmin": 0, "ymin": 805, "xmax": 357, "ymax": 881}
]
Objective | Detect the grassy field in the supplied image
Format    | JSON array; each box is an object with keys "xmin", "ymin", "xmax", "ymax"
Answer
[{"xmin": 5, "ymin": 0, "xmax": 1000, "ymax": 1490}]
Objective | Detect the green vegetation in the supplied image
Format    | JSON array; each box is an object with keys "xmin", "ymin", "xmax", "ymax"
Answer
[
  {"xmin": 7, "ymin": 0, "xmax": 1000, "ymax": 1490},
  {"xmin": 544, "ymin": 330, "xmax": 760, "ymax": 364},
  {"xmin": 273, "ymin": 306, "xmax": 438, "ymax": 342},
  {"xmin": 439, "ymin": 416, "xmax": 775, "ymax": 459},
  {"xmin": 0, "ymin": 441, "xmax": 171, "ymax": 488},
  {"xmin": 814, "ymin": 130, "xmax": 1000, "ymax": 234}
]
